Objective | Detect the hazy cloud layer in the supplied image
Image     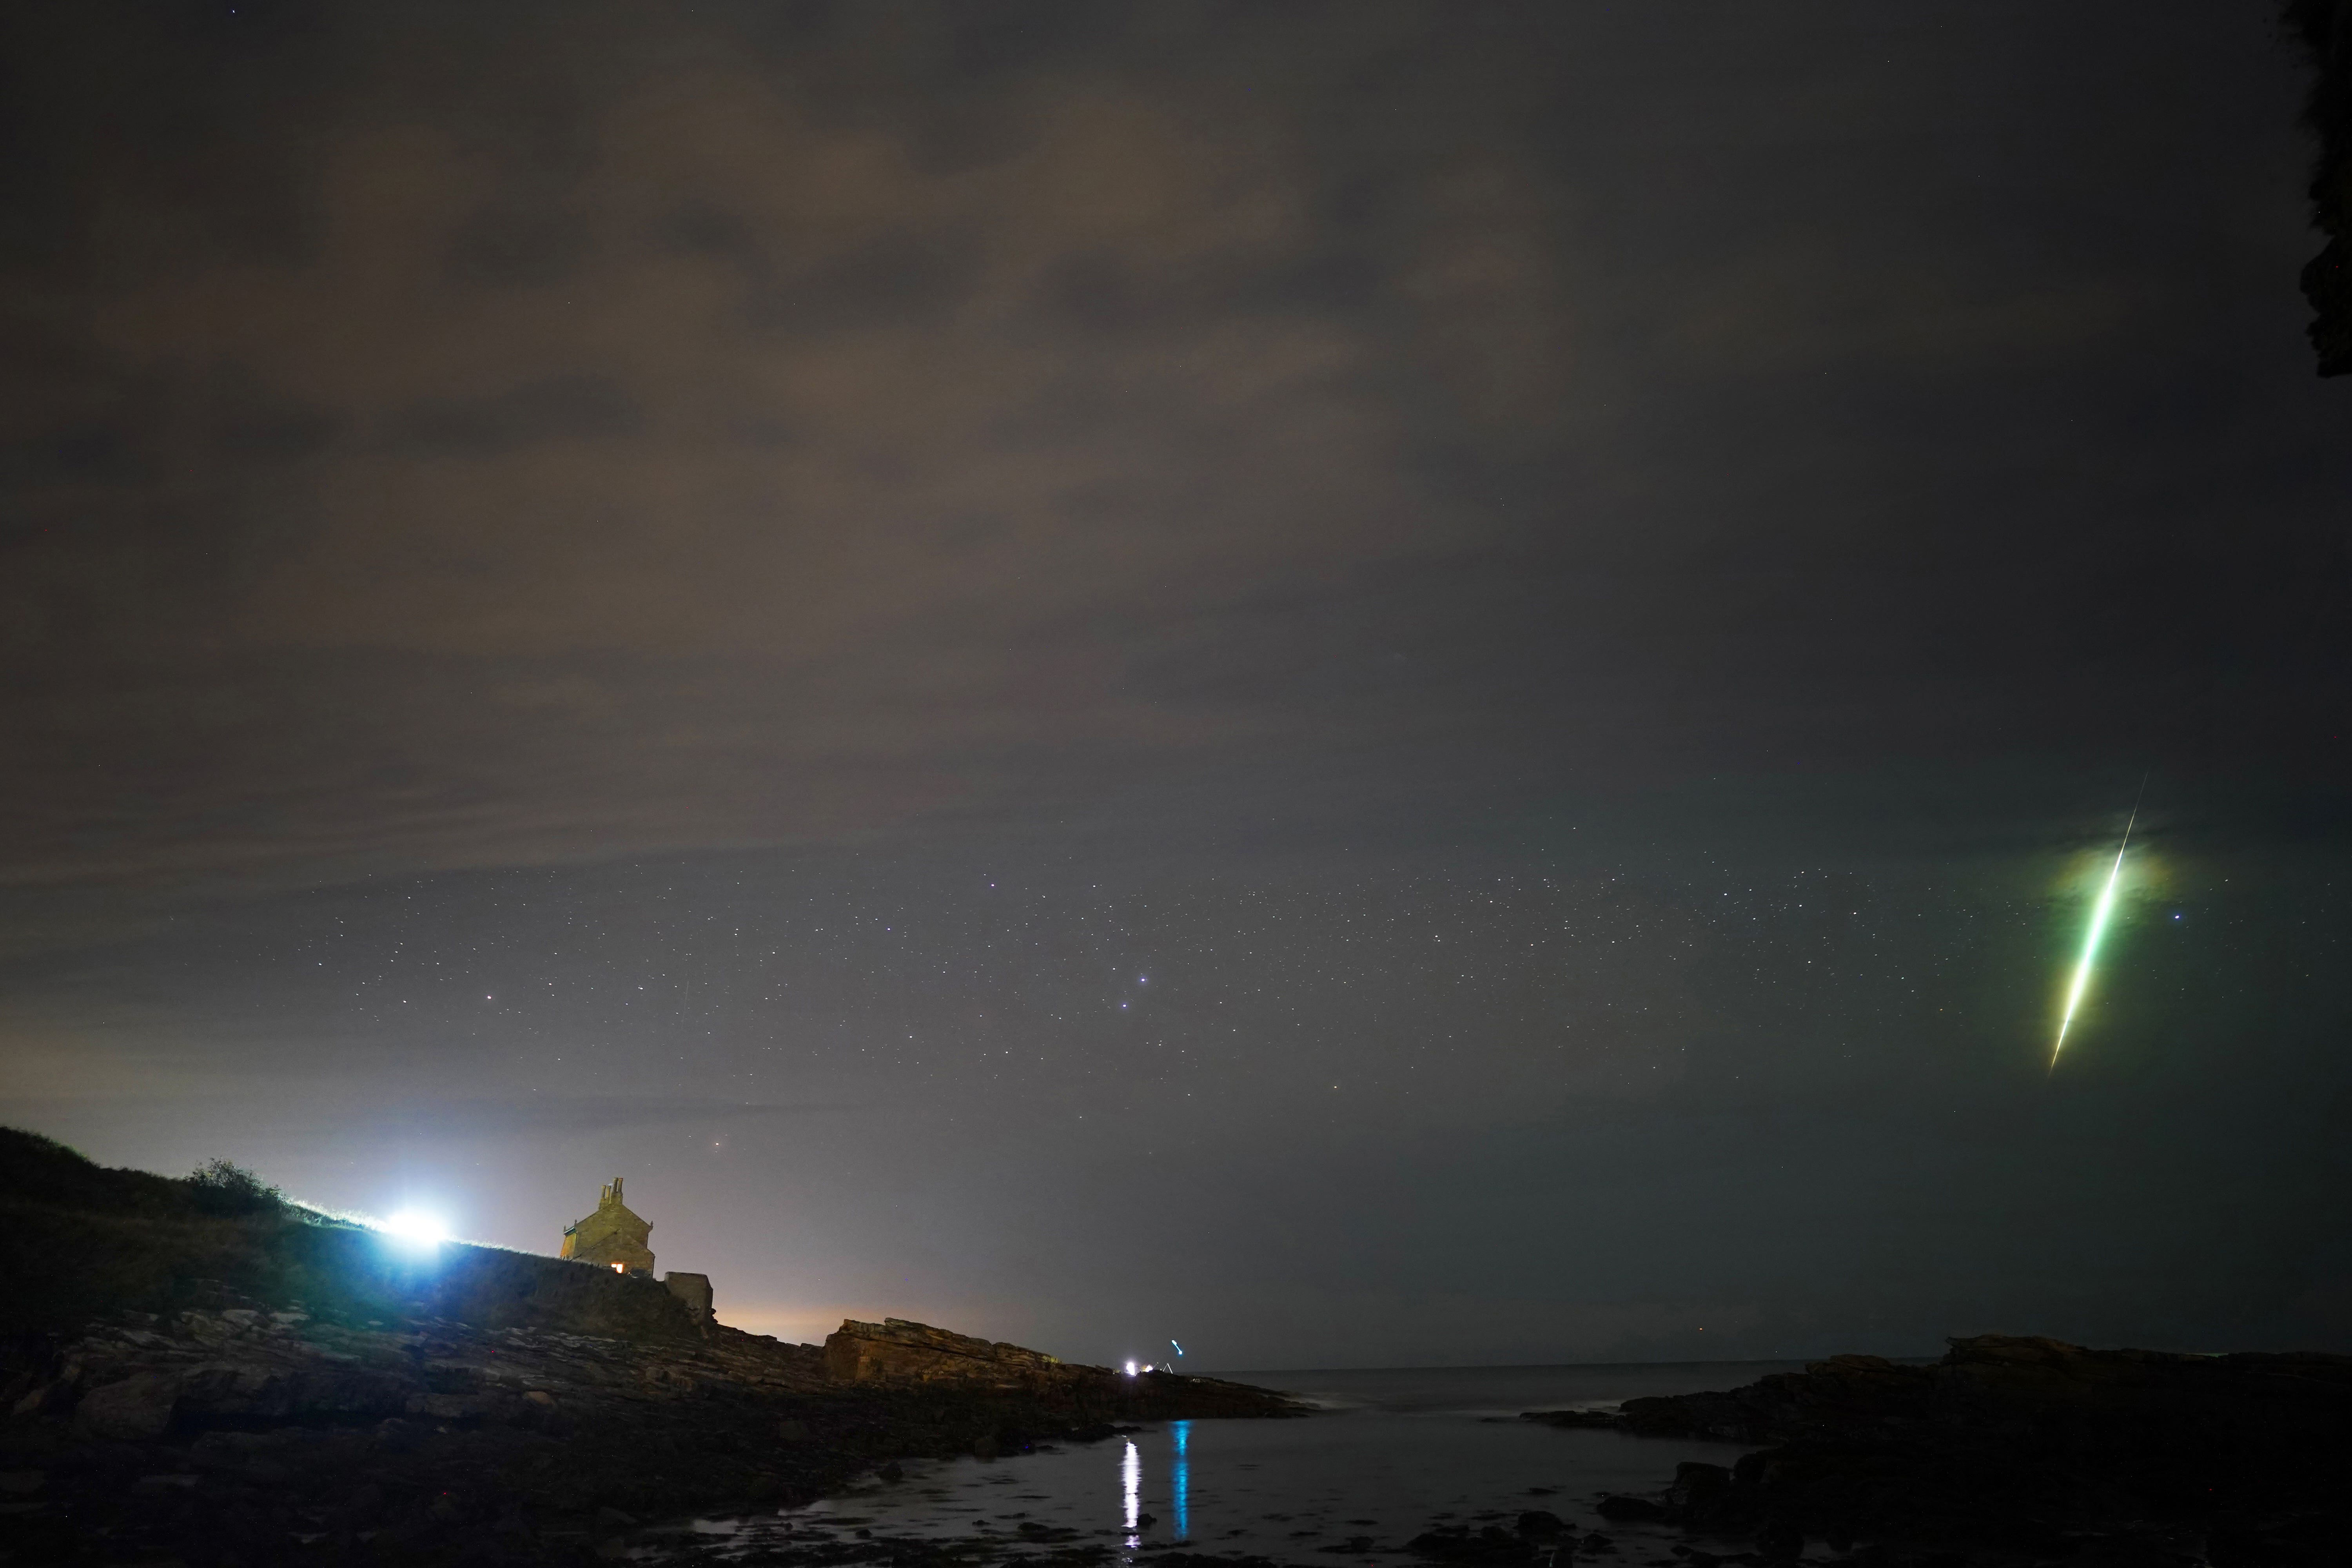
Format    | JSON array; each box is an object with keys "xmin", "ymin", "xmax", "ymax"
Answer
[{"xmin": 7, "ymin": 2, "xmax": 2343, "ymax": 904}]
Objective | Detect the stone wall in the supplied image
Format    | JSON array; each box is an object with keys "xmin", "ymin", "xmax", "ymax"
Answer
[
  {"xmin": 662, "ymin": 1272, "xmax": 713, "ymax": 1325},
  {"xmin": 363, "ymin": 1238, "xmax": 704, "ymax": 1344}
]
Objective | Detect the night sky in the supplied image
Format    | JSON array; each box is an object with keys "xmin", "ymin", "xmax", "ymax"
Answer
[{"xmin": 4, "ymin": 2, "xmax": 2350, "ymax": 1369}]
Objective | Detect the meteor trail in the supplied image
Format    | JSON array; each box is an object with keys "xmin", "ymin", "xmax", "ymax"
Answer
[{"xmin": 2049, "ymin": 787, "xmax": 2145, "ymax": 1072}]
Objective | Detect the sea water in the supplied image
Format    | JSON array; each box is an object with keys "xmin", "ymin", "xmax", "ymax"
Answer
[{"xmin": 681, "ymin": 1361, "xmax": 1801, "ymax": 1564}]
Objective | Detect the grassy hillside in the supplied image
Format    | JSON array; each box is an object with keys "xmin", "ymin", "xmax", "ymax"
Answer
[{"xmin": 0, "ymin": 1126, "xmax": 700, "ymax": 1342}]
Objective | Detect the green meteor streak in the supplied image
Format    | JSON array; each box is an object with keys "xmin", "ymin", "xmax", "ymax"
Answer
[{"xmin": 2049, "ymin": 804, "xmax": 2139, "ymax": 1071}]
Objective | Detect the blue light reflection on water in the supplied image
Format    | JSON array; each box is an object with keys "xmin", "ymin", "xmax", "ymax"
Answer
[{"xmin": 1171, "ymin": 1421, "xmax": 1190, "ymax": 1541}]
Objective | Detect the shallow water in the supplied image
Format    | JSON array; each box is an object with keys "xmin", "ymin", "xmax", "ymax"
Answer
[{"xmin": 683, "ymin": 1361, "xmax": 1802, "ymax": 1565}]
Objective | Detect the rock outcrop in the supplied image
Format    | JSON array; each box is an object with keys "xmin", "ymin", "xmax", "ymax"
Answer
[
  {"xmin": 822, "ymin": 1317, "xmax": 1303, "ymax": 1420},
  {"xmin": 2, "ymin": 1297, "xmax": 831, "ymax": 1561},
  {"xmin": 823, "ymin": 1317, "xmax": 1065, "ymax": 1384},
  {"xmin": 1619, "ymin": 1334, "xmax": 2352, "ymax": 1451},
  {"xmin": 1530, "ymin": 1334, "xmax": 2352, "ymax": 1563},
  {"xmin": 1, "ymin": 1296, "xmax": 1291, "ymax": 1563},
  {"xmin": 0, "ymin": 1127, "xmax": 1300, "ymax": 1564}
]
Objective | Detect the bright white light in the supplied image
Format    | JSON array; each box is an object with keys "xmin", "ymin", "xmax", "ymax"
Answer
[
  {"xmin": 1123, "ymin": 1359, "xmax": 1139, "ymax": 1376},
  {"xmin": 379, "ymin": 1209, "xmax": 447, "ymax": 1248}
]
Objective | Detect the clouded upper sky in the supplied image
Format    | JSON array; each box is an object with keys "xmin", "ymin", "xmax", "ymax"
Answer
[{"xmin": 4, "ymin": 1, "xmax": 2348, "ymax": 1367}]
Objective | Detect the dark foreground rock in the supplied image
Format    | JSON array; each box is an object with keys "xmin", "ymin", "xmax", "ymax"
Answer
[
  {"xmin": 1526, "ymin": 1334, "xmax": 2352, "ymax": 1566},
  {"xmin": 0, "ymin": 1301, "xmax": 1296, "ymax": 1565},
  {"xmin": 0, "ymin": 1127, "xmax": 1299, "ymax": 1564}
]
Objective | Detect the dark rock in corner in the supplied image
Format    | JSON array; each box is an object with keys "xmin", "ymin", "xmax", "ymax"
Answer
[
  {"xmin": 1663, "ymin": 1461, "xmax": 1735, "ymax": 1524},
  {"xmin": 1616, "ymin": 1334, "xmax": 2352, "ymax": 1559},
  {"xmin": 1596, "ymin": 1495, "xmax": 1668, "ymax": 1522}
]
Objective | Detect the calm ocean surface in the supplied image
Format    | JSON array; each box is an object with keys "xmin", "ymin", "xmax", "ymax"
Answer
[{"xmin": 682, "ymin": 1362, "xmax": 1804, "ymax": 1564}]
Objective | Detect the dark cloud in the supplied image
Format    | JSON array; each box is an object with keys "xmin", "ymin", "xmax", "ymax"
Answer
[
  {"xmin": 213, "ymin": 376, "xmax": 343, "ymax": 463},
  {"xmin": 391, "ymin": 374, "xmax": 643, "ymax": 457},
  {"xmin": 446, "ymin": 208, "xmax": 601, "ymax": 290},
  {"xmin": 2, "ymin": 425, "xmax": 149, "ymax": 492}
]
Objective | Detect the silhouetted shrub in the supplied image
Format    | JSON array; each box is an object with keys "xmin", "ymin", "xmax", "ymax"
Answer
[{"xmin": 187, "ymin": 1158, "xmax": 283, "ymax": 1215}]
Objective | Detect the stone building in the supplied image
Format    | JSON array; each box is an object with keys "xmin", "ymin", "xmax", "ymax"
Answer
[
  {"xmin": 557, "ymin": 1177, "xmax": 717, "ymax": 1325},
  {"xmin": 560, "ymin": 1176, "xmax": 656, "ymax": 1276}
]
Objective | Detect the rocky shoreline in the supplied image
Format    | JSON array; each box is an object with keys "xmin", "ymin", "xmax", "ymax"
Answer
[
  {"xmin": 0, "ymin": 1298, "xmax": 1294, "ymax": 1565},
  {"xmin": 13, "ymin": 1315, "xmax": 2352, "ymax": 1568},
  {"xmin": 0, "ymin": 1125, "xmax": 1306, "ymax": 1564},
  {"xmin": 1526, "ymin": 1335, "xmax": 2351, "ymax": 1566}
]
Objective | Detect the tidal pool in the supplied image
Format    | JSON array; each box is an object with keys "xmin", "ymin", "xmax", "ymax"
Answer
[{"xmin": 679, "ymin": 1361, "xmax": 1798, "ymax": 1566}]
